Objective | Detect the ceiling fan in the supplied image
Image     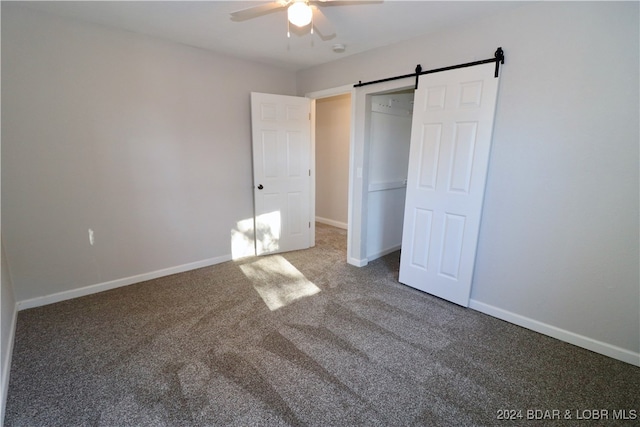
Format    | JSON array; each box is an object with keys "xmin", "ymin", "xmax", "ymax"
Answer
[{"xmin": 230, "ymin": 0, "xmax": 373, "ymax": 39}]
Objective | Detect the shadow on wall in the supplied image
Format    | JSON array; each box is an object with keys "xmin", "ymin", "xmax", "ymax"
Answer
[{"xmin": 231, "ymin": 211, "xmax": 282, "ymax": 259}]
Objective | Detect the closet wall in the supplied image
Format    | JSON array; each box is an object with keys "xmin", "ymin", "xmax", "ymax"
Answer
[{"xmin": 366, "ymin": 92, "xmax": 413, "ymax": 260}]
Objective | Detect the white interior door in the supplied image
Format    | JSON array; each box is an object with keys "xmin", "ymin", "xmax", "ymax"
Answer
[
  {"xmin": 399, "ymin": 63, "xmax": 500, "ymax": 307},
  {"xmin": 251, "ymin": 92, "xmax": 311, "ymax": 255}
]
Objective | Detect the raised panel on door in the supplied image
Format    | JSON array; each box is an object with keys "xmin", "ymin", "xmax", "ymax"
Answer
[
  {"xmin": 256, "ymin": 193, "xmax": 282, "ymax": 255},
  {"xmin": 287, "ymin": 191, "xmax": 303, "ymax": 236},
  {"xmin": 260, "ymin": 103, "xmax": 277, "ymax": 121},
  {"xmin": 409, "ymin": 208, "xmax": 433, "ymax": 270},
  {"xmin": 286, "ymin": 131, "xmax": 302, "ymax": 177},
  {"xmin": 417, "ymin": 124, "xmax": 442, "ymax": 190},
  {"xmin": 448, "ymin": 122, "xmax": 478, "ymax": 193},
  {"xmin": 438, "ymin": 213, "xmax": 466, "ymax": 279},
  {"xmin": 261, "ymin": 130, "xmax": 279, "ymax": 178},
  {"xmin": 399, "ymin": 63, "xmax": 500, "ymax": 307}
]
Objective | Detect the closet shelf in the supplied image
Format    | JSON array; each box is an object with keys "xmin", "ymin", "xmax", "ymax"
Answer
[{"xmin": 368, "ymin": 180, "xmax": 407, "ymax": 192}]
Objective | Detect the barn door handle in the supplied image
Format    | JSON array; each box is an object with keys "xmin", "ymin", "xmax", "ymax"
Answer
[{"xmin": 257, "ymin": 184, "xmax": 264, "ymax": 190}]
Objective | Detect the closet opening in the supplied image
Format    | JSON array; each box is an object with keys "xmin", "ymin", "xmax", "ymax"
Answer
[{"xmin": 365, "ymin": 89, "xmax": 414, "ymax": 262}]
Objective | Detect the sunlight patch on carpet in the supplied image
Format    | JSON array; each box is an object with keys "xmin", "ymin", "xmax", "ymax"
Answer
[{"xmin": 240, "ymin": 255, "xmax": 320, "ymax": 311}]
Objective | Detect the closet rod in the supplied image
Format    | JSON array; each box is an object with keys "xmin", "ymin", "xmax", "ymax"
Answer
[{"xmin": 354, "ymin": 47, "xmax": 504, "ymax": 89}]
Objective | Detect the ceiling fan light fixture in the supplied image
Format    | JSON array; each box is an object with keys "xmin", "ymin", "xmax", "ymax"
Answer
[{"xmin": 288, "ymin": 2, "xmax": 312, "ymax": 27}]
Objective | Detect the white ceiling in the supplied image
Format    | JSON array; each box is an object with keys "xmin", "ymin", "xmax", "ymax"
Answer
[{"xmin": 20, "ymin": 1, "xmax": 529, "ymax": 71}]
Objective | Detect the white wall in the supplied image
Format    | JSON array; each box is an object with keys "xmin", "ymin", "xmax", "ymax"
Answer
[
  {"xmin": 315, "ymin": 94, "xmax": 350, "ymax": 228},
  {"xmin": 366, "ymin": 93, "xmax": 412, "ymax": 260},
  {"xmin": 297, "ymin": 2, "xmax": 640, "ymax": 364},
  {"xmin": 0, "ymin": 239, "xmax": 17, "ymax": 426},
  {"xmin": 1, "ymin": 4, "xmax": 297, "ymax": 304}
]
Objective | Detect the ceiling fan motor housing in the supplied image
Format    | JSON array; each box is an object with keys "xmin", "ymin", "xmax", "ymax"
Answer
[{"xmin": 288, "ymin": 1, "xmax": 313, "ymax": 27}]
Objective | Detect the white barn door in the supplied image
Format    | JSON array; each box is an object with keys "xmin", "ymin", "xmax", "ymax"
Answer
[
  {"xmin": 251, "ymin": 92, "xmax": 311, "ymax": 255},
  {"xmin": 399, "ymin": 63, "xmax": 499, "ymax": 307}
]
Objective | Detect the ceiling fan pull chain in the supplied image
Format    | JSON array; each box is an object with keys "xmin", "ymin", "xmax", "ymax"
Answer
[
  {"xmin": 310, "ymin": 6, "xmax": 314, "ymax": 35},
  {"xmin": 287, "ymin": 17, "xmax": 291, "ymax": 38}
]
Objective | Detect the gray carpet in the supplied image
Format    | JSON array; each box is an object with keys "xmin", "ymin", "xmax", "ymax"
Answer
[{"xmin": 5, "ymin": 223, "xmax": 640, "ymax": 426}]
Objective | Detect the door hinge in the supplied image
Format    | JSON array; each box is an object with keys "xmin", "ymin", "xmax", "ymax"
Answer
[
  {"xmin": 308, "ymin": 169, "xmax": 311, "ymax": 176},
  {"xmin": 309, "ymin": 222, "xmax": 311, "ymax": 228},
  {"xmin": 308, "ymin": 112, "xmax": 311, "ymax": 120}
]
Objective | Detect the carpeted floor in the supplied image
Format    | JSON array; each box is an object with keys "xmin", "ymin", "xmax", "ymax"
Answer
[{"xmin": 5, "ymin": 223, "xmax": 640, "ymax": 426}]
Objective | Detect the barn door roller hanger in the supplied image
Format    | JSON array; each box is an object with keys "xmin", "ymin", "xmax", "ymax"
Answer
[{"xmin": 354, "ymin": 47, "xmax": 505, "ymax": 90}]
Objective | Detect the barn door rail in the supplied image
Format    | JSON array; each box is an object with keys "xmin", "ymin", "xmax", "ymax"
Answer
[{"xmin": 354, "ymin": 47, "xmax": 504, "ymax": 89}]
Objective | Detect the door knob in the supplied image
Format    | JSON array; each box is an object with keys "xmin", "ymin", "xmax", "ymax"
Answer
[{"xmin": 257, "ymin": 184, "xmax": 264, "ymax": 190}]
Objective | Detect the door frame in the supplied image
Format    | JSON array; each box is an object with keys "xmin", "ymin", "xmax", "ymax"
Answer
[
  {"xmin": 306, "ymin": 79, "xmax": 415, "ymax": 267},
  {"xmin": 348, "ymin": 79, "xmax": 415, "ymax": 267},
  {"xmin": 305, "ymin": 84, "xmax": 355, "ymax": 252}
]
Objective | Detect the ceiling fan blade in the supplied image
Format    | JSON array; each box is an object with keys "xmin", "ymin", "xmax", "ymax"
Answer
[
  {"xmin": 230, "ymin": 2, "xmax": 288, "ymax": 21},
  {"xmin": 311, "ymin": 7, "xmax": 336, "ymax": 40}
]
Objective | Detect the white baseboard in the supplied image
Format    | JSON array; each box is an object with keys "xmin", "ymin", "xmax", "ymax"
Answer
[
  {"xmin": 1, "ymin": 302, "xmax": 18, "ymax": 426},
  {"xmin": 348, "ymin": 257, "xmax": 368, "ymax": 267},
  {"xmin": 469, "ymin": 299, "xmax": 640, "ymax": 367},
  {"xmin": 366, "ymin": 244, "xmax": 401, "ymax": 262},
  {"xmin": 17, "ymin": 254, "xmax": 232, "ymax": 311},
  {"xmin": 316, "ymin": 216, "xmax": 348, "ymax": 230}
]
